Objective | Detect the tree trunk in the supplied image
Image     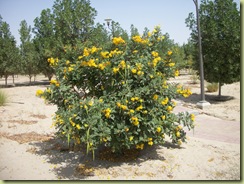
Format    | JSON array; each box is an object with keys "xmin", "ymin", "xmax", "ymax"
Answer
[
  {"xmin": 218, "ymin": 81, "xmax": 222, "ymax": 97},
  {"xmin": 4, "ymin": 75, "xmax": 8, "ymax": 86},
  {"xmin": 12, "ymin": 74, "xmax": 15, "ymax": 85},
  {"xmin": 48, "ymin": 74, "xmax": 53, "ymax": 81}
]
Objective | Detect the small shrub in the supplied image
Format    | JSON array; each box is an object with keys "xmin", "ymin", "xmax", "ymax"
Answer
[
  {"xmin": 189, "ymin": 70, "xmax": 199, "ymax": 84},
  {"xmin": 207, "ymin": 83, "xmax": 219, "ymax": 92},
  {"xmin": 0, "ymin": 90, "xmax": 8, "ymax": 106}
]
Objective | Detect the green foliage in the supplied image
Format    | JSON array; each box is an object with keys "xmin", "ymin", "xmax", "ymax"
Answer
[
  {"xmin": 0, "ymin": 90, "xmax": 8, "ymax": 106},
  {"xmin": 206, "ymin": 83, "xmax": 218, "ymax": 93},
  {"xmin": 0, "ymin": 15, "xmax": 20, "ymax": 85},
  {"xmin": 19, "ymin": 20, "xmax": 39, "ymax": 83},
  {"xmin": 37, "ymin": 26, "xmax": 195, "ymax": 159},
  {"xmin": 186, "ymin": 0, "xmax": 240, "ymax": 96},
  {"xmin": 33, "ymin": 8, "xmax": 56, "ymax": 80}
]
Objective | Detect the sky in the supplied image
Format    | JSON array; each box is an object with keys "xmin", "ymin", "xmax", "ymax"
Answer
[{"xmin": 0, "ymin": 0, "xmax": 241, "ymax": 46}]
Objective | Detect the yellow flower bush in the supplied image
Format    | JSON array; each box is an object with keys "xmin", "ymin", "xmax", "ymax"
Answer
[{"xmin": 37, "ymin": 26, "xmax": 194, "ymax": 159}]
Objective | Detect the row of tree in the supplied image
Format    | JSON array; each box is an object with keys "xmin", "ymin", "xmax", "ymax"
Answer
[{"xmin": 0, "ymin": 0, "xmax": 240, "ymax": 94}]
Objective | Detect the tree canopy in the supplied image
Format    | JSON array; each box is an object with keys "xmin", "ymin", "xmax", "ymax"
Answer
[{"xmin": 186, "ymin": 0, "xmax": 240, "ymax": 96}]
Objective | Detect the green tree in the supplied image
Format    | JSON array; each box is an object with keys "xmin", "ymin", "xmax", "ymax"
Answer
[
  {"xmin": 0, "ymin": 15, "xmax": 20, "ymax": 85},
  {"xmin": 33, "ymin": 8, "xmax": 56, "ymax": 80},
  {"xmin": 52, "ymin": 0, "xmax": 97, "ymax": 47},
  {"xmin": 19, "ymin": 20, "xmax": 39, "ymax": 83},
  {"xmin": 186, "ymin": 0, "xmax": 240, "ymax": 96}
]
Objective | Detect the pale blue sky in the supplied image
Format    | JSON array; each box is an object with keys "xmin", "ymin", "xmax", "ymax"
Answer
[{"xmin": 0, "ymin": 0, "xmax": 240, "ymax": 46}]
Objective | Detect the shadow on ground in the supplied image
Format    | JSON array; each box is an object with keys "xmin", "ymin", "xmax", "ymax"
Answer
[
  {"xmin": 177, "ymin": 92, "xmax": 235, "ymax": 105},
  {"xmin": 30, "ymin": 137, "xmax": 183, "ymax": 180},
  {"xmin": 0, "ymin": 80, "xmax": 50, "ymax": 88}
]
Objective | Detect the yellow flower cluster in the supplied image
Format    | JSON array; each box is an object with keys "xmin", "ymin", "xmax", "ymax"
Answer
[
  {"xmin": 177, "ymin": 87, "xmax": 192, "ymax": 98},
  {"xmin": 132, "ymin": 35, "xmax": 148, "ymax": 44},
  {"xmin": 78, "ymin": 46, "xmax": 101, "ymax": 59},
  {"xmin": 103, "ymin": 108, "xmax": 111, "ymax": 118},
  {"xmin": 112, "ymin": 37, "xmax": 125, "ymax": 45},
  {"xmin": 131, "ymin": 63, "xmax": 144, "ymax": 76},
  {"xmin": 116, "ymin": 102, "xmax": 127, "ymax": 110},
  {"xmin": 151, "ymin": 51, "xmax": 159, "ymax": 57},
  {"xmin": 148, "ymin": 138, "xmax": 153, "ymax": 146},
  {"xmin": 47, "ymin": 57, "xmax": 59, "ymax": 66},
  {"xmin": 156, "ymin": 127, "xmax": 162, "ymax": 133},
  {"xmin": 131, "ymin": 116, "xmax": 139, "ymax": 126},
  {"xmin": 50, "ymin": 79, "xmax": 60, "ymax": 87},
  {"xmin": 100, "ymin": 51, "xmax": 110, "ymax": 59},
  {"xmin": 110, "ymin": 48, "xmax": 123, "ymax": 55},
  {"xmin": 36, "ymin": 89, "xmax": 44, "ymax": 96},
  {"xmin": 136, "ymin": 143, "xmax": 144, "ymax": 150},
  {"xmin": 190, "ymin": 114, "xmax": 195, "ymax": 121},
  {"xmin": 81, "ymin": 59, "xmax": 97, "ymax": 67},
  {"xmin": 148, "ymin": 56, "xmax": 161, "ymax": 68}
]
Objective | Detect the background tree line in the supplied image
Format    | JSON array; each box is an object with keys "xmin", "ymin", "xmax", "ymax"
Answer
[{"xmin": 0, "ymin": 0, "xmax": 240, "ymax": 92}]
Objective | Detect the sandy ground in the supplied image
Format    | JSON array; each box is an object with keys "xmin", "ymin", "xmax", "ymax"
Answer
[{"xmin": 0, "ymin": 74, "xmax": 240, "ymax": 180}]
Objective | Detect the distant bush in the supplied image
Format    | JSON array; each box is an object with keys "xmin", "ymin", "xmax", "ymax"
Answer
[
  {"xmin": 0, "ymin": 90, "xmax": 8, "ymax": 106},
  {"xmin": 206, "ymin": 83, "xmax": 219, "ymax": 92}
]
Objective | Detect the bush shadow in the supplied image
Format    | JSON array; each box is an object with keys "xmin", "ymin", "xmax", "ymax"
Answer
[{"xmin": 30, "ymin": 137, "xmax": 183, "ymax": 180}]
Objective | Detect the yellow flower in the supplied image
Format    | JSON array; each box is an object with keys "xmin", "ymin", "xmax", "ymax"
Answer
[
  {"xmin": 148, "ymin": 141, "xmax": 153, "ymax": 146},
  {"xmin": 175, "ymin": 70, "xmax": 179, "ymax": 76},
  {"xmin": 131, "ymin": 116, "xmax": 139, "ymax": 126},
  {"xmin": 121, "ymin": 105, "xmax": 128, "ymax": 110},
  {"xmin": 136, "ymin": 105, "xmax": 143, "ymax": 111},
  {"xmin": 156, "ymin": 127, "xmax": 161, "ymax": 133},
  {"xmin": 88, "ymin": 101, "xmax": 93, "ymax": 106},
  {"xmin": 113, "ymin": 67, "xmax": 120, "ymax": 74},
  {"xmin": 161, "ymin": 115, "xmax": 166, "ymax": 120},
  {"xmin": 133, "ymin": 50, "xmax": 138, "ymax": 54},
  {"xmin": 103, "ymin": 108, "xmax": 111, "ymax": 118},
  {"xmin": 99, "ymin": 98, "xmax": 103, "ymax": 103},
  {"xmin": 167, "ymin": 51, "xmax": 173, "ymax": 55},
  {"xmin": 129, "ymin": 136, "xmax": 134, "ymax": 141},
  {"xmin": 136, "ymin": 143, "xmax": 144, "ymax": 150},
  {"xmin": 103, "ymin": 137, "xmax": 107, "ymax": 142},
  {"xmin": 176, "ymin": 131, "xmax": 181, "ymax": 137},
  {"xmin": 66, "ymin": 60, "xmax": 70, "ymax": 65},
  {"xmin": 119, "ymin": 60, "xmax": 126, "ymax": 69},
  {"xmin": 161, "ymin": 97, "xmax": 169, "ymax": 105},
  {"xmin": 76, "ymin": 124, "xmax": 81, "ymax": 130},
  {"xmin": 166, "ymin": 106, "xmax": 173, "ymax": 112},
  {"xmin": 153, "ymin": 94, "xmax": 159, "ymax": 101},
  {"xmin": 101, "ymin": 51, "xmax": 110, "ymax": 59},
  {"xmin": 112, "ymin": 37, "xmax": 125, "ymax": 45},
  {"xmin": 168, "ymin": 62, "xmax": 175, "ymax": 67},
  {"xmin": 190, "ymin": 114, "xmax": 195, "ymax": 121},
  {"xmin": 125, "ymin": 128, "xmax": 129, "ymax": 132},
  {"xmin": 36, "ymin": 89, "xmax": 44, "ymax": 97},
  {"xmin": 131, "ymin": 68, "xmax": 137, "ymax": 74},
  {"xmin": 151, "ymin": 51, "xmax": 159, "ymax": 57},
  {"xmin": 84, "ymin": 124, "xmax": 88, "ymax": 128},
  {"xmin": 129, "ymin": 109, "xmax": 135, "ymax": 114},
  {"xmin": 98, "ymin": 63, "xmax": 106, "ymax": 70},
  {"xmin": 83, "ymin": 47, "xmax": 90, "ymax": 57}
]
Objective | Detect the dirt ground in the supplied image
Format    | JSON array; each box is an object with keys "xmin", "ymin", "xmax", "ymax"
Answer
[{"xmin": 0, "ymin": 74, "xmax": 240, "ymax": 180}]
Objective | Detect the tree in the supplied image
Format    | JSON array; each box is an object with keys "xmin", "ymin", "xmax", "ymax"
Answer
[
  {"xmin": 19, "ymin": 20, "xmax": 39, "ymax": 83},
  {"xmin": 52, "ymin": 0, "xmax": 97, "ymax": 47},
  {"xmin": 186, "ymin": 0, "xmax": 240, "ymax": 97},
  {"xmin": 0, "ymin": 15, "xmax": 20, "ymax": 85},
  {"xmin": 33, "ymin": 8, "xmax": 56, "ymax": 80}
]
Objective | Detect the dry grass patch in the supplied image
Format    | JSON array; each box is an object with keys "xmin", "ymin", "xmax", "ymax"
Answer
[
  {"xmin": 0, "ymin": 131, "xmax": 53, "ymax": 144},
  {"xmin": 30, "ymin": 114, "xmax": 48, "ymax": 119},
  {"xmin": 7, "ymin": 120, "xmax": 38, "ymax": 125}
]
